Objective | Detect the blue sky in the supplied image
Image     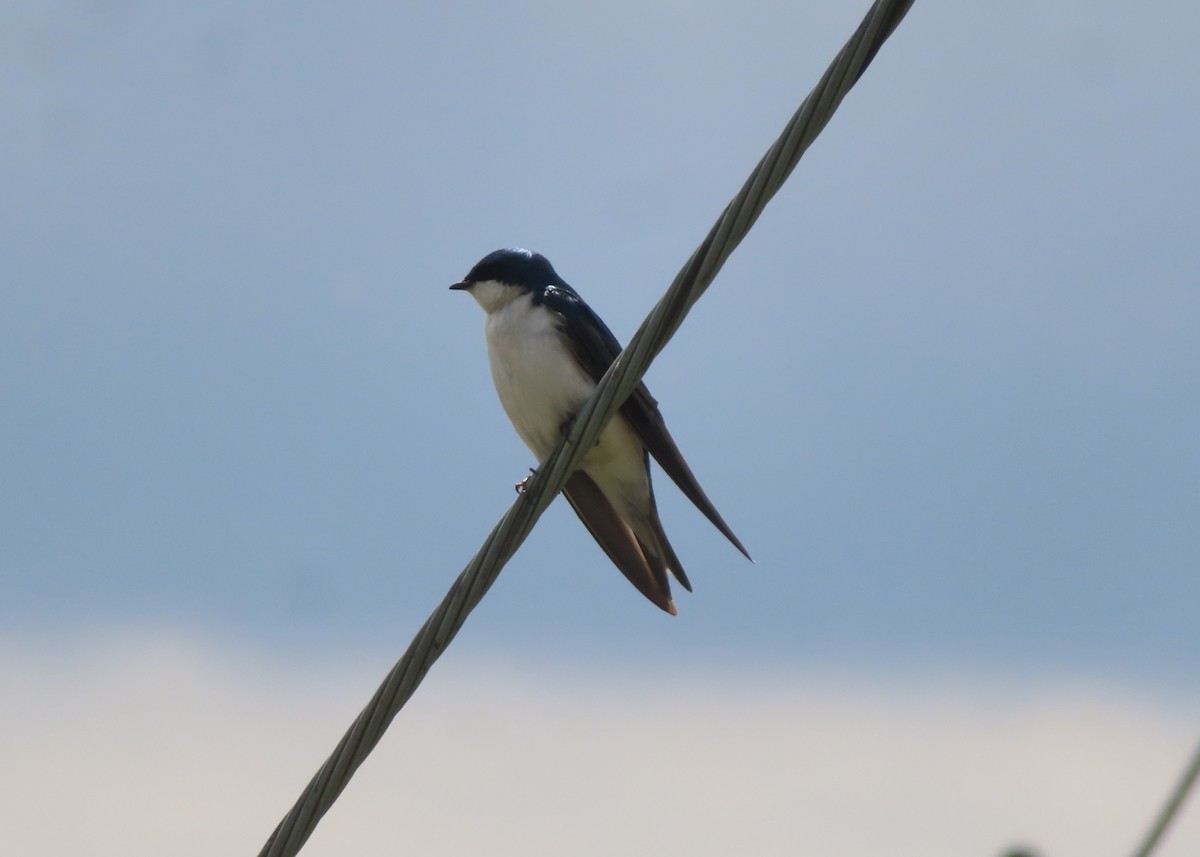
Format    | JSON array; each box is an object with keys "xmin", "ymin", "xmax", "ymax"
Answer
[
  {"xmin": 2, "ymin": 2, "xmax": 1199, "ymax": 853},
  {"xmin": 4, "ymin": 0, "xmax": 1197, "ymax": 680}
]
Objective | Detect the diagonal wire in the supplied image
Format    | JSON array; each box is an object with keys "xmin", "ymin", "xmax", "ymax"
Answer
[
  {"xmin": 257, "ymin": 2, "xmax": 915, "ymax": 854},
  {"xmin": 1130, "ymin": 738, "xmax": 1200, "ymax": 857}
]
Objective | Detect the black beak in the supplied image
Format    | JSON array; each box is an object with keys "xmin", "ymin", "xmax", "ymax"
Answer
[{"xmin": 449, "ymin": 280, "xmax": 472, "ymax": 291}]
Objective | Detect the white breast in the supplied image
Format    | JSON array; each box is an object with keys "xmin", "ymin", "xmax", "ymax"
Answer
[{"xmin": 484, "ymin": 290, "xmax": 597, "ymax": 460}]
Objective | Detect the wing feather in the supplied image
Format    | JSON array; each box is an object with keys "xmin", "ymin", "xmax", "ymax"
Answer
[
  {"xmin": 538, "ymin": 284, "xmax": 751, "ymax": 560},
  {"xmin": 562, "ymin": 471, "xmax": 676, "ymax": 615}
]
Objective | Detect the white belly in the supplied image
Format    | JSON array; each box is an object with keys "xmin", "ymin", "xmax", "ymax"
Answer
[
  {"xmin": 485, "ymin": 292, "xmax": 596, "ymax": 459},
  {"xmin": 483, "ymin": 294, "xmax": 649, "ymax": 505}
]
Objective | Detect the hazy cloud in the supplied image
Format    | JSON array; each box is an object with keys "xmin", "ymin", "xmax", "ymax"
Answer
[{"xmin": 2, "ymin": 634, "xmax": 1197, "ymax": 856}]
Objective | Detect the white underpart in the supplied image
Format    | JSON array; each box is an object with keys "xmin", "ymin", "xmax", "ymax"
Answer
[{"xmin": 469, "ymin": 280, "xmax": 651, "ymax": 524}]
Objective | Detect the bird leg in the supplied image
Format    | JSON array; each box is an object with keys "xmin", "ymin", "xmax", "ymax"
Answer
[
  {"xmin": 558, "ymin": 413, "xmax": 600, "ymax": 446},
  {"xmin": 515, "ymin": 413, "xmax": 590, "ymax": 495},
  {"xmin": 515, "ymin": 412, "xmax": 587, "ymax": 495},
  {"xmin": 514, "ymin": 467, "xmax": 537, "ymax": 494}
]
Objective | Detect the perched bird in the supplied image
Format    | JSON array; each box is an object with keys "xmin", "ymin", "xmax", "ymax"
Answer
[{"xmin": 450, "ymin": 248, "xmax": 750, "ymax": 615}]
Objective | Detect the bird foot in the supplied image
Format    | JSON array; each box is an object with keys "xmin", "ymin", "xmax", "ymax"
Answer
[{"xmin": 514, "ymin": 467, "xmax": 537, "ymax": 494}]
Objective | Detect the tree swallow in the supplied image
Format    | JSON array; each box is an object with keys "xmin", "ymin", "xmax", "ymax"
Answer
[{"xmin": 450, "ymin": 248, "xmax": 750, "ymax": 615}]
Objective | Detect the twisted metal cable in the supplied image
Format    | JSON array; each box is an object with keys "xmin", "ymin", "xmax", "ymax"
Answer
[
  {"xmin": 258, "ymin": 2, "xmax": 914, "ymax": 854},
  {"xmin": 1130, "ymin": 738, "xmax": 1200, "ymax": 857}
]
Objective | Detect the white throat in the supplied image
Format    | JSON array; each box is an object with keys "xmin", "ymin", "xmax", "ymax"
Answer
[
  {"xmin": 480, "ymin": 287, "xmax": 596, "ymax": 459},
  {"xmin": 467, "ymin": 279, "xmax": 526, "ymax": 315}
]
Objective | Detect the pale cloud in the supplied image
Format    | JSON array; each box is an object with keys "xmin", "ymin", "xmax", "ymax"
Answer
[{"xmin": 1, "ymin": 633, "xmax": 1197, "ymax": 857}]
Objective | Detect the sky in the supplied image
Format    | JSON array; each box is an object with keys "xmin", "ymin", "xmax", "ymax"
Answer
[{"xmin": 2, "ymin": 1, "xmax": 1198, "ymax": 855}]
